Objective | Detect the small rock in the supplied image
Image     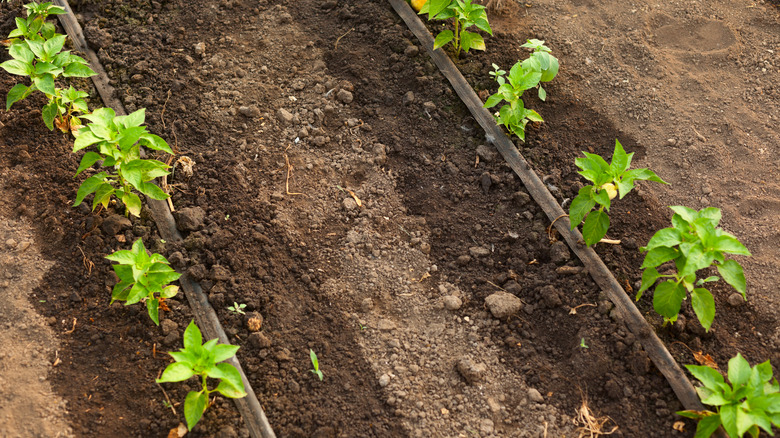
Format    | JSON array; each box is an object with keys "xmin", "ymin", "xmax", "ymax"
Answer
[
  {"xmin": 287, "ymin": 379, "xmax": 301, "ymax": 394},
  {"xmin": 514, "ymin": 191, "xmax": 531, "ymax": 206},
  {"xmin": 5, "ymin": 239, "xmax": 17, "ymax": 249},
  {"xmin": 361, "ymin": 298, "xmax": 374, "ymax": 312},
  {"xmin": 419, "ymin": 242, "xmax": 431, "ymax": 254},
  {"xmin": 540, "ymin": 285, "xmax": 562, "ymax": 308},
  {"xmin": 102, "ymin": 215, "xmax": 132, "ymax": 236},
  {"xmin": 442, "ymin": 295, "xmax": 462, "ymax": 311},
  {"xmin": 549, "ymin": 241, "xmax": 571, "ymax": 264},
  {"xmin": 667, "ymin": 138, "xmax": 677, "ymax": 146},
  {"xmin": 239, "ymin": 105, "xmax": 261, "ymax": 118},
  {"xmin": 175, "ymin": 207, "xmax": 206, "ymax": 231},
  {"xmin": 248, "ymin": 332, "xmax": 271, "ymax": 349},
  {"xmin": 193, "ymin": 42, "xmax": 206, "ymax": 57},
  {"xmin": 402, "ymin": 91, "xmax": 415, "ymax": 105},
  {"xmin": 728, "ymin": 293, "xmax": 745, "ymax": 307},
  {"xmin": 336, "ymin": 89, "xmax": 353, "ymax": 104},
  {"xmin": 456, "ymin": 255, "xmax": 472, "ymax": 266},
  {"xmin": 378, "ymin": 319, "xmax": 396, "ymax": 331},
  {"xmin": 480, "ymin": 419, "xmax": 494, "ymax": 434},
  {"xmin": 476, "ymin": 144, "xmax": 497, "ymax": 162},
  {"xmin": 503, "ymin": 280, "xmax": 522, "ymax": 295},
  {"xmin": 556, "ymin": 265, "xmax": 583, "ymax": 275},
  {"xmin": 456, "ymin": 357, "xmax": 486, "ymax": 384},
  {"xmin": 160, "ymin": 319, "xmax": 178, "ymax": 336},
  {"xmin": 404, "ymin": 45, "xmax": 419, "ymax": 57},
  {"xmin": 379, "ymin": 374, "xmax": 391, "ymax": 387},
  {"xmin": 17, "ymin": 241, "xmax": 30, "ymax": 251},
  {"xmin": 485, "ymin": 292, "xmax": 523, "ymax": 318},
  {"xmin": 343, "ymin": 198, "xmax": 358, "ymax": 211},
  {"xmin": 528, "ymin": 388, "xmax": 544, "ymax": 403},
  {"xmin": 469, "ymin": 246, "xmax": 490, "ymax": 257},
  {"xmin": 276, "ymin": 108, "xmax": 294, "ymax": 126}
]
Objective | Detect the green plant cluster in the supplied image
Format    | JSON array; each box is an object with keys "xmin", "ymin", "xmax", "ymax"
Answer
[
  {"xmin": 419, "ymin": 0, "xmax": 492, "ymax": 57},
  {"xmin": 483, "ymin": 39, "xmax": 559, "ymax": 141},
  {"xmin": 2, "ymin": 2, "xmax": 247, "ymax": 431},
  {"xmin": 680, "ymin": 354, "xmax": 780, "ymax": 438}
]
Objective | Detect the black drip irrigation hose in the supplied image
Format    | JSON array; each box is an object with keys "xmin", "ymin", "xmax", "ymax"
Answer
[
  {"xmin": 386, "ymin": 0, "xmax": 722, "ymax": 425},
  {"xmin": 52, "ymin": 1, "xmax": 277, "ymax": 437}
]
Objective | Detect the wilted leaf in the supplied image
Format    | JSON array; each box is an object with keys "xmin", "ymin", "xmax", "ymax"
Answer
[{"xmin": 693, "ymin": 351, "xmax": 718, "ymax": 369}]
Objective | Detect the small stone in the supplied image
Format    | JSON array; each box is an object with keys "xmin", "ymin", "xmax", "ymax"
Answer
[
  {"xmin": 102, "ymin": 215, "xmax": 132, "ymax": 236},
  {"xmin": 404, "ymin": 45, "xmax": 419, "ymax": 57},
  {"xmin": 476, "ymin": 144, "xmax": 497, "ymax": 162},
  {"xmin": 160, "ymin": 319, "xmax": 178, "ymax": 336},
  {"xmin": 442, "ymin": 295, "xmax": 462, "ymax": 311},
  {"xmin": 248, "ymin": 332, "xmax": 271, "ymax": 349},
  {"xmin": 287, "ymin": 380, "xmax": 301, "ymax": 394},
  {"xmin": 469, "ymin": 246, "xmax": 490, "ymax": 257},
  {"xmin": 361, "ymin": 298, "xmax": 374, "ymax": 312},
  {"xmin": 549, "ymin": 241, "xmax": 571, "ymax": 264},
  {"xmin": 667, "ymin": 138, "xmax": 677, "ymax": 146},
  {"xmin": 422, "ymin": 101, "xmax": 436, "ymax": 113},
  {"xmin": 556, "ymin": 265, "xmax": 583, "ymax": 275},
  {"xmin": 378, "ymin": 319, "xmax": 396, "ymax": 331},
  {"xmin": 514, "ymin": 191, "xmax": 531, "ymax": 206},
  {"xmin": 728, "ymin": 293, "xmax": 745, "ymax": 307},
  {"xmin": 456, "ymin": 255, "xmax": 472, "ymax": 265},
  {"xmin": 239, "ymin": 105, "xmax": 261, "ymax": 118},
  {"xmin": 402, "ymin": 91, "xmax": 415, "ymax": 105},
  {"xmin": 336, "ymin": 89, "xmax": 353, "ymax": 104},
  {"xmin": 343, "ymin": 198, "xmax": 358, "ymax": 211},
  {"xmin": 276, "ymin": 108, "xmax": 294, "ymax": 126},
  {"xmin": 485, "ymin": 292, "xmax": 524, "ymax": 318},
  {"xmin": 419, "ymin": 242, "xmax": 431, "ymax": 254},
  {"xmin": 5, "ymin": 239, "xmax": 17, "ymax": 249},
  {"xmin": 528, "ymin": 388, "xmax": 544, "ymax": 403},
  {"xmin": 456, "ymin": 357, "xmax": 486, "ymax": 384},
  {"xmin": 379, "ymin": 374, "xmax": 391, "ymax": 387},
  {"xmin": 540, "ymin": 285, "xmax": 562, "ymax": 308},
  {"xmin": 18, "ymin": 241, "xmax": 30, "ymax": 251},
  {"xmin": 480, "ymin": 419, "xmax": 494, "ymax": 434},
  {"xmin": 175, "ymin": 207, "xmax": 206, "ymax": 231},
  {"xmin": 193, "ymin": 42, "xmax": 206, "ymax": 57}
]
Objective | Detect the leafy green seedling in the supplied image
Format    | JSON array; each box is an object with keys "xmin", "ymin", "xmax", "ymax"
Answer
[
  {"xmin": 309, "ymin": 349, "xmax": 323, "ymax": 381},
  {"xmin": 637, "ymin": 206, "xmax": 750, "ymax": 331},
  {"xmin": 569, "ymin": 139, "xmax": 667, "ymax": 246},
  {"xmin": 678, "ymin": 353, "xmax": 780, "ymax": 438},
  {"xmin": 73, "ymin": 107, "xmax": 173, "ymax": 216},
  {"xmin": 227, "ymin": 302, "xmax": 246, "ymax": 315},
  {"xmin": 579, "ymin": 338, "xmax": 588, "ymax": 349},
  {"xmin": 420, "ymin": 0, "xmax": 492, "ymax": 57},
  {"xmin": 157, "ymin": 321, "xmax": 247, "ymax": 431},
  {"xmin": 106, "ymin": 238, "xmax": 181, "ymax": 325},
  {"xmin": 483, "ymin": 40, "xmax": 559, "ymax": 141}
]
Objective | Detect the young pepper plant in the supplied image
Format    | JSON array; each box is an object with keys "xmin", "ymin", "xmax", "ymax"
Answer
[
  {"xmin": 106, "ymin": 238, "xmax": 180, "ymax": 325},
  {"xmin": 678, "ymin": 353, "xmax": 780, "ymax": 438},
  {"xmin": 483, "ymin": 39, "xmax": 559, "ymax": 141},
  {"xmin": 637, "ymin": 206, "xmax": 751, "ymax": 331},
  {"xmin": 73, "ymin": 107, "xmax": 173, "ymax": 217},
  {"xmin": 569, "ymin": 139, "xmax": 667, "ymax": 246},
  {"xmin": 419, "ymin": 0, "xmax": 492, "ymax": 57},
  {"xmin": 157, "ymin": 321, "xmax": 247, "ymax": 431}
]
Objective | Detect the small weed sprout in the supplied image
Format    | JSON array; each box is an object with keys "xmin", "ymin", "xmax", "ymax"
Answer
[
  {"xmin": 157, "ymin": 321, "xmax": 247, "ymax": 431},
  {"xmin": 419, "ymin": 0, "xmax": 492, "ymax": 57},
  {"xmin": 310, "ymin": 349, "xmax": 323, "ymax": 381},
  {"xmin": 579, "ymin": 338, "xmax": 588, "ymax": 349},
  {"xmin": 227, "ymin": 302, "xmax": 246, "ymax": 315}
]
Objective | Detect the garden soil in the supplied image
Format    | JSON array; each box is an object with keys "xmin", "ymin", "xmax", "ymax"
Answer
[{"xmin": 0, "ymin": 0, "xmax": 778, "ymax": 437}]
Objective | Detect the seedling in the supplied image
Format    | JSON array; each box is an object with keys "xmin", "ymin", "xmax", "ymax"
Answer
[
  {"xmin": 157, "ymin": 321, "xmax": 247, "ymax": 431},
  {"xmin": 579, "ymin": 338, "xmax": 588, "ymax": 349},
  {"xmin": 106, "ymin": 238, "xmax": 181, "ymax": 325},
  {"xmin": 420, "ymin": 0, "xmax": 492, "ymax": 57},
  {"xmin": 73, "ymin": 107, "xmax": 173, "ymax": 217},
  {"xmin": 569, "ymin": 139, "xmax": 667, "ymax": 246},
  {"xmin": 483, "ymin": 40, "xmax": 558, "ymax": 141},
  {"xmin": 678, "ymin": 353, "xmax": 780, "ymax": 437},
  {"xmin": 309, "ymin": 349, "xmax": 323, "ymax": 381},
  {"xmin": 227, "ymin": 302, "xmax": 246, "ymax": 315},
  {"xmin": 637, "ymin": 206, "xmax": 750, "ymax": 331}
]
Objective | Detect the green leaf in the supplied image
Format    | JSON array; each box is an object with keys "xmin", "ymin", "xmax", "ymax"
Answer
[
  {"xmin": 540, "ymin": 55, "xmax": 559, "ymax": 82},
  {"xmin": 641, "ymin": 246, "xmax": 679, "ymax": 268},
  {"xmin": 483, "ymin": 93, "xmax": 503, "ymax": 109},
  {"xmin": 184, "ymin": 391, "xmax": 208, "ymax": 431},
  {"xmin": 568, "ymin": 188, "xmax": 596, "ymax": 229},
  {"xmin": 75, "ymin": 152, "xmax": 103, "ymax": 176},
  {"xmin": 6, "ymin": 83, "xmax": 31, "ymax": 110},
  {"xmin": 645, "ymin": 228, "xmax": 683, "ymax": 251},
  {"xmin": 126, "ymin": 282, "xmax": 149, "ymax": 305},
  {"xmin": 653, "ymin": 280, "xmax": 686, "ymax": 320},
  {"xmin": 183, "ymin": 320, "xmax": 202, "ymax": 350},
  {"xmin": 0, "ymin": 59, "xmax": 32, "ymax": 76},
  {"xmin": 210, "ymin": 363, "xmax": 245, "ymax": 393},
  {"xmin": 122, "ymin": 108, "xmax": 146, "ymax": 128},
  {"xmin": 74, "ymin": 172, "xmax": 108, "ymax": 206},
  {"xmin": 92, "ymin": 183, "xmax": 115, "ymax": 210},
  {"xmin": 157, "ymin": 362, "xmax": 195, "ymax": 383},
  {"xmin": 713, "ymin": 235, "xmax": 751, "ymax": 256},
  {"xmin": 63, "ymin": 62, "xmax": 96, "ymax": 78},
  {"xmin": 215, "ymin": 379, "xmax": 248, "ymax": 399},
  {"xmin": 43, "ymin": 34, "xmax": 66, "ymax": 59},
  {"xmin": 691, "ymin": 288, "xmax": 715, "ymax": 331},
  {"xmin": 139, "ymin": 182, "xmax": 170, "ymax": 200},
  {"xmin": 609, "ymin": 139, "xmax": 632, "ymax": 175},
  {"xmin": 212, "ymin": 344, "xmax": 240, "ymax": 363},
  {"xmin": 582, "ymin": 209, "xmax": 609, "ymax": 246},
  {"xmin": 147, "ymin": 298, "xmax": 160, "ymax": 325},
  {"xmin": 686, "ymin": 364, "xmax": 726, "ymax": 391},
  {"xmin": 729, "ymin": 354, "xmax": 752, "ymax": 387},
  {"xmin": 33, "ymin": 74, "xmax": 55, "ymax": 96},
  {"xmin": 680, "ymin": 245, "xmax": 715, "ymax": 278},
  {"xmin": 460, "ymin": 30, "xmax": 485, "ymax": 52},
  {"xmin": 9, "ymin": 42, "xmax": 34, "ymax": 63},
  {"xmin": 427, "ymin": 0, "xmax": 451, "ymax": 18},
  {"xmin": 718, "ymin": 260, "xmax": 747, "ymax": 295},
  {"xmin": 42, "ymin": 100, "xmax": 58, "ymax": 130},
  {"xmin": 122, "ymin": 192, "xmax": 143, "ymax": 217},
  {"xmin": 670, "ymin": 206, "xmax": 698, "ymax": 223},
  {"xmin": 161, "ymin": 285, "xmax": 179, "ymax": 299},
  {"xmin": 637, "ymin": 267, "xmax": 662, "ymax": 300},
  {"xmin": 693, "ymin": 414, "xmax": 722, "ymax": 438},
  {"xmin": 720, "ymin": 404, "xmax": 739, "ymax": 438},
  {"xmin": 433, "ymin": 30, "xmax": 454, "ymax": 50},
  {"xmin": 105, "ymin": 248, "xmax": 137, "ymax": 265}
]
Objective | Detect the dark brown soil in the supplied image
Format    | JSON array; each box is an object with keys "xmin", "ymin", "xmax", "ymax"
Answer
[{"xmin": 1, "ymin": 0, "xmax": 778, "ymax": 437}]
